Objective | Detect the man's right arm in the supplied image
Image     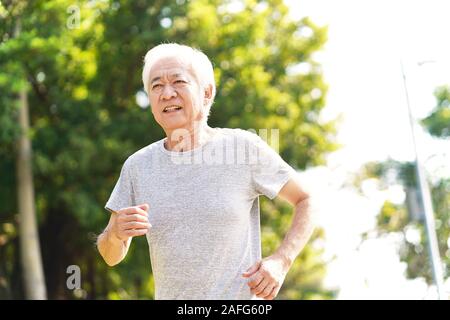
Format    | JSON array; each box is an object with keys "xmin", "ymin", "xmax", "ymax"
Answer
[{"xmin": 97, "ymin": 204, "xmax": 150, "ymax": 266}]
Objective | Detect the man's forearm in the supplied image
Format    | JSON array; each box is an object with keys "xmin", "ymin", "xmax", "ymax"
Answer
[
  {"xmin": 274, "ymin": 197, "xmax": 315, "ymax": 267},
  {"xmin": 97, "ymin": 227, "xmax": 131, "ymax": 266}
]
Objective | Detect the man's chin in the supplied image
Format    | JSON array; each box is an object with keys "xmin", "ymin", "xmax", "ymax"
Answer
[{"xmin": 161, "ymin": 119, "xmax": 190, "ymax": 131}]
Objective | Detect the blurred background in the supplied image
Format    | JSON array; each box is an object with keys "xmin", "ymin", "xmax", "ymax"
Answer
[{"xmin": 0, "ymin": 0, "xmax": 448, "ymax": 300}]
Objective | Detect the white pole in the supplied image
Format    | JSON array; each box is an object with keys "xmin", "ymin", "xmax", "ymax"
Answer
[{"xmin": 400, "ymin": 61, "xmax": 446, "ymax": 300}]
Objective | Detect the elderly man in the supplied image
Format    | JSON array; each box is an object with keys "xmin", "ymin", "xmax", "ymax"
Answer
[{"xmin": 97, "ymin": 43, "xmax": 314, "ymax": 300}]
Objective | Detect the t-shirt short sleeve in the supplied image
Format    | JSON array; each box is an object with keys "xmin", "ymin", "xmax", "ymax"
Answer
[
  {"xmin": 104, "ymin": 158, "xmax": 136, "ymax": 213},
  {"xmin": 249, "ymin": 134, "xmax": 296, "ymax": 200}
]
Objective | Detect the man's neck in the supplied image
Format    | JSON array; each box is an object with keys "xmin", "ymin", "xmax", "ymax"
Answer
[{"xmin": 164, "ymin": 123, "xmax": 214, "ymax": 152}]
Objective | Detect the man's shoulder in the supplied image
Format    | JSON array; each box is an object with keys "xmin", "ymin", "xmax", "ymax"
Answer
[{"xmin": 124, "ymin": 139, "xmax": 163, "ymax": 168}]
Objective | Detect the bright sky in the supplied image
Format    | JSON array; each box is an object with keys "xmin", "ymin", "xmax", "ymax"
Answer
[{"xmin": 285, "ymin": 0, "xmax": 450, "ymax": 299}]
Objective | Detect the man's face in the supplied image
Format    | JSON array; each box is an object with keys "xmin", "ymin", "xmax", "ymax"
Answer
[{"xmin": 147, "ymin": 57, "xmax": 204, "ymax": 132}]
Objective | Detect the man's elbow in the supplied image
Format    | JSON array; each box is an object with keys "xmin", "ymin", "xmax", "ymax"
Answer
[
  {"xmin": 99, "ymin": 249, "xmax": 122, "ymax": 267},
  {"xmin": 296, "ymin": 194, "xmax": 317, "ymax": 226},
  {"xmin": 97, "ymin": 237, "xmax": 123, "ymax": 267},
  {"xmin": 104, "ymin": 258, "xmax": 120, "ymax": 267},
  {"xmin": 294, "ymin": 192, "xmax": 310, "ymax": 207}
]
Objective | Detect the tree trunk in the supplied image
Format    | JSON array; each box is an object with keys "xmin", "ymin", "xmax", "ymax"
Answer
[{"xmin": 15, "ymin": 18, "xmax": 47, "ymax": 300}]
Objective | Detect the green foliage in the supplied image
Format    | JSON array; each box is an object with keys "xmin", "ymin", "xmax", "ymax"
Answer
[
  {"xmin": 422, "ymin": 85, "xmax": 450, "ymax": 138},
  {"xmin": 0, "ymin": 0, "xmax": 338, "ymax": 299},
  {"xmin": 377, "ymin": 201, "xmax": 409, "ymax": 233}
]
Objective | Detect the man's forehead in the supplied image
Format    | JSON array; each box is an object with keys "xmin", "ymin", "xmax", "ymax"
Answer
[
  {"xmin": 151, "ymin": 68, "xmax": 186, "ymax": 77},
  {"xmin": 149, "ymin": 58, "xmax": 191, "ymax": 78}
]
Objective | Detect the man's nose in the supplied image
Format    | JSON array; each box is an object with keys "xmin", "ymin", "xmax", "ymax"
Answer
[{"xmin": 161, "ymin": 85, "xmax": 177, "ymax": 100}]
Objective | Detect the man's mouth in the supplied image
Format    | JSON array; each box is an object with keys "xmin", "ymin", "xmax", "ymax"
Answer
[{"xmin": 163, "ymin": 105, "xmax": 183, "ymax": 113}]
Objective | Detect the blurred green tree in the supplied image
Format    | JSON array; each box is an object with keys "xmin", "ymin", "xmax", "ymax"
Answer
[
  {"xmin": 0, "ymin": 0, "xmax": 338, "ymax": 299},
  {"xmin": 422, "ymin": 85, "xmax": 450, "ymax": 138}
]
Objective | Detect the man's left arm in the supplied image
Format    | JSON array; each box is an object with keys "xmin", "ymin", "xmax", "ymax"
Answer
[{"xmin": 243, "ymin": 178, "xmax": 315, "ymax": 300}]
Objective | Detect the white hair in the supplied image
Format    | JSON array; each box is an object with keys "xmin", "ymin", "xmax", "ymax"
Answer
[{"xmin": 142, "ymin": 43, "xmax": 216, "ymax": 120}]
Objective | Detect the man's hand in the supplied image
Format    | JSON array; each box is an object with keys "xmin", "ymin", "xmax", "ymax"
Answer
[
  {"xmin": 108, "ymin": 203, "xmax": 151, "ymax": 242},
  {"xmin": 242, "ymin": 254, "xmax": 290, "ymax": 300},
  {"xmin": 98, "ymin": 203, "xmax": 151, "ymax": 267}
]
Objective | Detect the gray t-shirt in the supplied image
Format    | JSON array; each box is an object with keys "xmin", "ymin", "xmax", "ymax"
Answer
[{"xmin": 105, "ymin": 128, "xmax": 295, "ymax": 299}]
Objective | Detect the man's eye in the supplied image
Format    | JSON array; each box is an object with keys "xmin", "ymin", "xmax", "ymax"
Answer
[
  {"xmin": 152, "ymin": 84, "xmax": 162, "ymax": 89},
  {"xmin": 175, "ymin": 80, "xmax": 187, "ymax": 84}
]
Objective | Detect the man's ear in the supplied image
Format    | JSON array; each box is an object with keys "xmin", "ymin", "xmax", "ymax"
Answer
[{"xmin": 203, "ymin": 84, "xmax": 213, "ymax": 106}]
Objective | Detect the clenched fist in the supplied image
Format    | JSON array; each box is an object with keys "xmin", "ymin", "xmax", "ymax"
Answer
[
  {"xmin": 109, "ymin": 203, "xmax": 151, "ymax": 242},
  {"xmin": 242, "ymin": 254, "xmax": 290, "ymax": 300}
]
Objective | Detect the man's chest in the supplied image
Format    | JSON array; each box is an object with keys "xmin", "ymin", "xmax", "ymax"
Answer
[{"xmin": 133, "ymin": 164, "xmax": 255, "ymax": 229}]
